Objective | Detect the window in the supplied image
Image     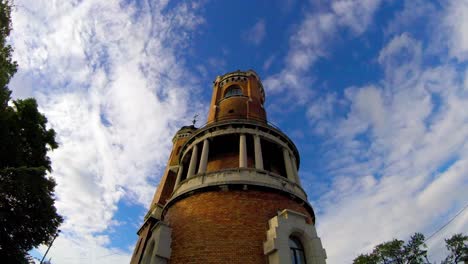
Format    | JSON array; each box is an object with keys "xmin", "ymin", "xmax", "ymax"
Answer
[
  {"xmin": 224, "ymin": 85, "xmax": 243, "ymax": 98},
  {"xmin": 289, "ymin": 236, "xmax": 306, "ymax": 264},
  {"xmin": 141, "ymin": 222, "xmax": 172, "ymax": 264},
  {"xmin": 264, "ymin": 209, "xmax": 327, "ymax": 264},
  {"xmin": 142, "ymin": 240, "xmax": 155, "ymax": 264}
]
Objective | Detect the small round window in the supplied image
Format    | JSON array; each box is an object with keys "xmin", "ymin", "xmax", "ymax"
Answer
[{"xmin": 224, "ymin": 85, "xmax": 243, "ymax": 98}]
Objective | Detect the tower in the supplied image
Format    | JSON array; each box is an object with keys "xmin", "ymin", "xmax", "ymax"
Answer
[{"xmin": 130, "ymin": 70, "xmax": 327, "ymax": 264}]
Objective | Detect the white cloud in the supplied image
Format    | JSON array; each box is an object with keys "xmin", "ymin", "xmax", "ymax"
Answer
[
  {"xmin": 378, "ymin": 33, "xmax": 422, "ymax": 85},
  {"xmin": 36, "ymin": 235, "xmax": 132, "ymax": 263},
  {"xmin": 243, "ymin": 19, "xmax": 266, "ymax": 45},
  {"xmin": 443, "ymin": 0, "xmax": 468, "ymax": 61},
  {"xmin": 385, "ymin": 0, "xmax": 437, "ymax": 36},
  {"xmin": 307, "ymin": 93, "xmax": 337, "ymax": 121},
  {"xmin": 306, "ymin": 93, "xmax": 339, "ymax": 134},
  {"xmin": 264, "ymin": 0, "xmax": 382, "ymax": 99},
  {"xmin": 465, "ymin": 69, "xmax": 468, "ymax": 90},
  {"xmin": 263, "ymin": 54, "xmax": 276, "ymax": 71},
  {"xmin": 287, "ymin": 13, "xmax": 336, "ymax": 71},
  {"xmin": 10, "ymin": 0, "xmax": 205, "ymax": 262},
  {"xmin": 348, "ymin": 86, "xmax": 386, "ymax": 129},
  {"xmin": 331, "ymin": 0, "xmax": 381, "ymax": 34},
  {"xmin": 310, "ymin": 33, "xmax": 468, "ymax": 263}
]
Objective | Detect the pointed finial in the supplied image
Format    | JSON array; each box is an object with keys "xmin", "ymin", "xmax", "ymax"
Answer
[{"xmin": 192, "ymin": 114, "xmax": 199, "ymax": 126}]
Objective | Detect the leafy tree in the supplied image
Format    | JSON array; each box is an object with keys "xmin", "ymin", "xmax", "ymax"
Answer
[
  {"xmin": 354, "ymin": 234, "xmax": 428, "ymax": 264},
  {"xmin": 403, "ymin": 233, "xmax": 430, "ymax": 264},
  {"xmin": 354, "ymin": 233, "xmax": 467, "ymax": 264},
  {"xmin": 0, "ymin": 0, "xmax": 16, "ymax": 107},
  {"xmin": 442, "ymin": 234, "xmax": 468, "ymax": 264},
  {"xmin": 0, "ymin": 0, "xmax": 62, "ymax": 262}
]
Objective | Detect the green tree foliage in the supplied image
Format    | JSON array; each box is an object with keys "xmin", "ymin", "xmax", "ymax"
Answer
[
  {"xmin": 353, "ymin": 233, "xmax": 428, "ymax": 264},
  {"xmin": 0, "ymin": 0, "xmax": 63, "ymax": 262},
  {"xmin": 442, "ymin": 234, "xmax": 468, "ymax": 264},
  {"xmin": 0, "ymin": 168, "xmax": 62, "ymax": 262},
  {"xmin": 0, "ymin": 0, "xmax": 16, "ymax": 107},
  {"xmin": 353, "ymin": 233, "xmax": 467, "ymax": 264}
]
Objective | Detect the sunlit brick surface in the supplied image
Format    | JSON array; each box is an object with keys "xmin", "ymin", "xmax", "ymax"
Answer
[{"xmin": 164, "ymin": 189, "xmax": 311, "ymax": 264}]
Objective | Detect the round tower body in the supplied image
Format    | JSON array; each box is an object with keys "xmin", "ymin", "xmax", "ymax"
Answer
[
  {"xmin": 164, "ymin": 190, "xmax": 312, "ymax": 263},
  {"xmin": 131, "ymin": 70, "xmax": 326, "ymax": 264}
]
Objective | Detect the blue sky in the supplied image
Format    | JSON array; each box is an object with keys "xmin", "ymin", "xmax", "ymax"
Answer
[{"xmin": 9, "ymin": 0, "xmax": 468, "ymax": 263}]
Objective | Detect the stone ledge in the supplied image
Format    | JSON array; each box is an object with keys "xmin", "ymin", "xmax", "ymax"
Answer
[{"xmin": 172, "ymin": 168, "xmax": 308, "ymax": 201}]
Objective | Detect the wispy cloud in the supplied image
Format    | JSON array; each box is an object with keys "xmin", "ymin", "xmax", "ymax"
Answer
[
  {"xmin": 314, "ymin": 33, "xmax": 468, "ymax": 262},
  {"xmin": 263, "ymin": 0, "xmax": 467, "ymax": 263},
  {"xmin": 263, "ymin": 54, "xmax": 276, "ymax": 72},
  {"xmin": 442, "ymin": 0, "xmax": 468, "ymax": 61},
  {"xmin": 305, "ymin": 5, "xmax": 466, "ymax": 264},
  {"xmin": 10, "ymin": 0, "xmax": 205, "ymax": 261},
  {"xmin": 243, "ymin": 19, "xmax": 266, "ymax": 46},
  {"xmin": 385, "ymin": 0, "xmax": 437, "ymax": 36},
  {"xmin": 264, "ymin": 0, "xmax": 382, "ymax": 101}
]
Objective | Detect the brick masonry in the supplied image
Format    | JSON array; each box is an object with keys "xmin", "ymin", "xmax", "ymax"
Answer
[{"xmin": 163, "ymin": 189, "xmax": 312, "ymax": 264}]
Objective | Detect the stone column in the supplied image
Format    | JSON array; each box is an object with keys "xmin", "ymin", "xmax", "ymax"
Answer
[
  {"xmin": 283, "ymin": 148, "xmax": 295, "ymax": 182},
  {"xmin": 198, "ymin": 139, "xmax": 209, "ymax": 174},
  {"xmin": 187, "ymin": 144, "xmax": 198, "ymax": 178},
  {"xmin": 254, "ymin": 134, "xmax": 263, "ymax": 170},
  {"xmin": 174, "ymin": 165, "xmax": 184, "ymax": 188},
  {"xmin": 290, "ymin": 154, "xmax": 301, "ymax": 186},
  {"xmin": 239, "ymin": 134, "xmax": 247, "ymax": 168}
]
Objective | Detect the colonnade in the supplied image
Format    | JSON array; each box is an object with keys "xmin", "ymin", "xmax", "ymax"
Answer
[{"xmin": 173, "ymin": 133, "xmax": 301, "ymax": 189}]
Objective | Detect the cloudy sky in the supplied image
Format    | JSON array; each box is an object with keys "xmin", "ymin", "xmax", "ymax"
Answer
[{"xmin": 8, "ymin": 0, "xmax": 468, "ymax": 263}]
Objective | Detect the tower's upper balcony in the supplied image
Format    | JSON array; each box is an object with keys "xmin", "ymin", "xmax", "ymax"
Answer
[
  {"xmin": 207, "ymin": 70, "xmax": 266, "ymax": 124},
  {"xmin": 164, "ymin": 70, "xmax": 309, "ymax": 208}
]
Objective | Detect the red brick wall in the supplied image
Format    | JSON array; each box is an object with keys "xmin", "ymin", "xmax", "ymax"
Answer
[
  {"xmin": 217, "ymin": 96, "xmax": 248, "ymax": 121},
  {"xmin": 164, "ymin": 190, "xmax": 312, "ymax": 264},
  {"xmin": 206, "ymin": 152, "xmax": 238, "ymax": 172},
  {"xmin": 247, "ymin": 100, "xmax": 266, "ymax": 121}
]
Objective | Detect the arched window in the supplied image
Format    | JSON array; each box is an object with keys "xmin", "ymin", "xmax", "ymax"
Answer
[
  {"xmin": 264, "ymin": 210, "xmax": 326, "ymax": 263},
  {"xmin": 142, "ymin": 240, "xmax": 155, "ymax": 264},
  {"xmin": 224, "ymin": 85, "xmax": 243, "ymax": 98},
  {"xmin": 289, "ymin": 236, "xmax": 306, "ymax": 264}
]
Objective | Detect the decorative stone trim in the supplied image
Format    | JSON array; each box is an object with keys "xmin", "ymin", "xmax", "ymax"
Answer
[
  {"xmin": 141, "ymin": 222, "xmax": 172, "ymax": 264},
  {"xmin": 172, "ymin": 168, "xmax": 308, "ymax": 202},
  {"xmin": 150, "ymin": 205, "xmax": 163, "ymax": 220},
  {"xmin": 264, "ymin": 209, "xmax": 327, "ymax": 264}
]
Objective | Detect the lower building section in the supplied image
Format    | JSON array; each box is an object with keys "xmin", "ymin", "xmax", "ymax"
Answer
[{"xmin": 161, "ymin": 189, "xmax": 324, "ymax": 264}]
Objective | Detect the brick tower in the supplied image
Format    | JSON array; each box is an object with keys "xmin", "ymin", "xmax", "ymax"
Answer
[{"xmin": 130, "ymin": 70, "xmax": 327, "ymax": 264}]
